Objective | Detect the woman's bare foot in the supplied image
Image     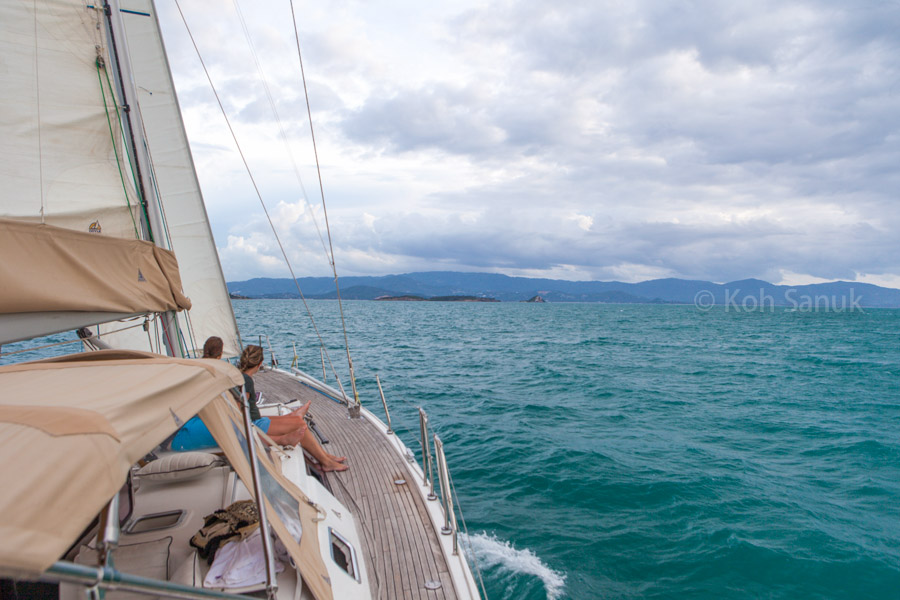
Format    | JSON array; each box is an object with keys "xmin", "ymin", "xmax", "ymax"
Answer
[
  {"xmin": 320, "ymin": 460, "xmax": 349, "ymax": 472},
  {"xmin": 289, "ymin": 400, "xmax": 312, "ymax": 419},
  {"xmin": 276, "ymin": 423, "xmax": 308, "ymax": 447},
  {"xmin": 329, "ymin": 454, "xmax": 347, "ymax": 463}
]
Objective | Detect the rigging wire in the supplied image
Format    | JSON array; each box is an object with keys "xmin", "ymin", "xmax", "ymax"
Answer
[
  {"xmin": 229, "ymin": 0, "xmax": 330, "ymax": 259},
  {"xmin": 173, "ymin": 0, "xmax": 348, "ymax": 388},
  {"xmin": 288, "ymin": 0, "xmax": 360, "ymax": 406},
  {"xmin": 231, "ymin": 0, "xmax": 360, "ymax": 404}
]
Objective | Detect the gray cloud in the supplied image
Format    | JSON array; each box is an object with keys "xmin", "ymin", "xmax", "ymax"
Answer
[
  {"xmin": 340, "ymin": 85, "xmax": 505, "ymax": 154},
  {"xmin": 324, "ymin": 205, "xmax": 900, "ymax": 284},
  {"xmin": 163, "ymin": 0, "xmax": 900, "ymax": 285}
]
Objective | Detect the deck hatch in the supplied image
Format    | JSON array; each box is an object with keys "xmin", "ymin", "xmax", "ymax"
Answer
[
  {"xmin": 328, "ymin": 527, "xmax": 360, "ymax": 582},
  {"xmin": 124, "ymin": 510, "xmax": 184, "ymax": 534}
]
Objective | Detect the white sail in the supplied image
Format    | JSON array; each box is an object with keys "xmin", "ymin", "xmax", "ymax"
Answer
[
  {"xmin": 107, "ymin": 0, "xmax": 241, "ymax": 357},
  {"xmin": 0, "ymin": 0, "xmax": 142, "ymax": 238},
  {"xmin": 1, "ymin": 0, "xmax": 239, "ymax": 357},
  {"xmin": 0, "ymin": 0, "xmax": 157, "ymax": 343}
]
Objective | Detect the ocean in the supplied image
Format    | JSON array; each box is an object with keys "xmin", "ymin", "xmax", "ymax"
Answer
[
  {"xmin": 5, "ymin": 300, "xmax": 899, "ymax": 599},
  {"xmin": 234, "ymin": 300, "xmax": 900, "ymax": 600}
]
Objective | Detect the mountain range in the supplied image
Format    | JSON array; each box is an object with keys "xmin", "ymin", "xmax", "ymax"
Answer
[{"xmin": 226, "ymin": 272, "xmax": 900, "ymax": 308}]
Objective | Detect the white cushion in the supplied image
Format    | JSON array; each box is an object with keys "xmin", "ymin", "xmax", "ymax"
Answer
[
  {"xmin": 69, "ymin": 537, "xmax": 171, "ymax": 600},
  {"xmin": 135, "ymin": 452, "xmax": 225, "ymax": 482}
]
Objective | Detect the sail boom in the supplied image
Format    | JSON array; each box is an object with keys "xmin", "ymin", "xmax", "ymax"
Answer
[{"xmin": 0, "ymin": 312, "xmax": 142, "ymax": 346}]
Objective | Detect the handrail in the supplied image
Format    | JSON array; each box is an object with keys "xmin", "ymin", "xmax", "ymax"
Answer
[
  {"xmin": 418, "ymin": 408, "xmax": 437, "ymax": 501},
  {"xmin": 100, "ymin": 494, "xmax": 121, "ymax": 565},
  {"xmin": 434, "ymin": 435, "xmax": 452, "ymax": 535},
  {"xmin": 375, "ymin": 374, "xmax": 393, "ymax": 435},
  {"xmin": 263, "ymin": 334, "xmax": 278, "ymax": 367},
  {"xmin": 240, "ymin": 385, "xmax": 279, "ymax": 598},
  {"xmin": 43, "ymin": 561, "xmax": 257, "ymax": 600},
  {"xmin": 433, "ymin": 434, "xmax": 460, "ymax": 555}
]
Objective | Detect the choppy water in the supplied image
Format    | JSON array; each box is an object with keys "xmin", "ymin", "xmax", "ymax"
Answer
[
  {"xmin": 6, "ymin": 301, "xmax": 899, "ymax": 599},
  {"xmin": 235, "ymin": 301, "xmax": 900, "ymax": 600}
]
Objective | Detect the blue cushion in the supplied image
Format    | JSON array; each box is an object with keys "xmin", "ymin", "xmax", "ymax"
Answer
[{"xmin": 171, "ymin": 416, "xmax": 271, "ymax": 451}]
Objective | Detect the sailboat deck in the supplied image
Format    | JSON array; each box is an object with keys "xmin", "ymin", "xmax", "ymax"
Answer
[{"xmin": 254, "ymin": 369, "xmax": 458, "ymax": 600}]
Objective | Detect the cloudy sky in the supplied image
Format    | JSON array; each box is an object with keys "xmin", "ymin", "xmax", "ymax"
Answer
[{"xmin": 156, "ymin": 0, "xmax": 900, "ymax": 286}]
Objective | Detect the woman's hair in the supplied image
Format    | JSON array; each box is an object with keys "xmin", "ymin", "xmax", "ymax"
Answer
[
  {"xmin": 238, "ymin": 345, "xmax": 264, "ymax": 372},
  {"xmin": 201, "ymin": 336, "xmax": 224, "ymax": 359}
]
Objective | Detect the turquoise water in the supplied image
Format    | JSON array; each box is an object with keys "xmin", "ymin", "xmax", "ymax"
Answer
[
  {"xmin": 234, "ymin": 300, "xmax": 900, "ymax": 600},
  {"xmin": 5, "ymin": 301, "xmax": 899, "ymax": 598}
]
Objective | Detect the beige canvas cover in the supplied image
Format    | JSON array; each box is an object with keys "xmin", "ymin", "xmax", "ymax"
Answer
[
  {"xmin": 0, "ymin": 350, "xmax": 242, "ymax": 575},
  {"xmin": 0, "ymin": 218, "xmax": 191, "ymax": 315},
  {"xmin": 200, "ymin": 398, "xmax": 335, "ymax": 600}
]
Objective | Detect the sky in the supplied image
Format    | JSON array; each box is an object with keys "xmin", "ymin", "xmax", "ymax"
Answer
[{"xmin": 156, "ymin": 0, "xmax": 900, "ymax": 286}]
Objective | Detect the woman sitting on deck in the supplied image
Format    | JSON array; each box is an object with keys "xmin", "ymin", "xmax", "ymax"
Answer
[
  {"xmin": 238, "ymin": 345, "xmax": 348, "ymax": 472},
  {"xmin": 173, "ymin": 342, "xmax": 348, "ymax": 472}
]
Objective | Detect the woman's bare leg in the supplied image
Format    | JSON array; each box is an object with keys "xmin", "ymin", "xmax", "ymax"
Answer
[
  {"xmin": 265, "ymin": 400, "xmax": 312, "ymax": 436},
  {"xmin": 300, "ymin": 434, "xmax": 348, "ymax": 472}
]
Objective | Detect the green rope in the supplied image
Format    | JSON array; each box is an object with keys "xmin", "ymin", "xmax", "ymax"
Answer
[
  {"xmin": 97, "ymin": 58, "xmax": 140, "ymax": 239},
  {"xmin": 97, "ymin": 58, "xmax": 196, "ymax": 358},
  {"xmin": 100, "ymin": 61, "xmax": 155, "ymax": 242},
  {"xmin": 173, "ymin": 311, "xmax": 192, "ymax": 358}
]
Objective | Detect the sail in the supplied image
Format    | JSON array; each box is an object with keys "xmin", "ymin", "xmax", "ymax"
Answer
[
  {"xmin": 109, "ymin": 0, "xmax": 241, "ymax": 358},
  {"xmin": 0, "ymin": 0, "xmax": 143, "ymax": 239},
  {"xmin": 0, "ymin": 0, "xmax": 171, "ymax": 344},
  {"xmin": 0, "ymin": 0, "xmax": 240, "ymax": 356}
]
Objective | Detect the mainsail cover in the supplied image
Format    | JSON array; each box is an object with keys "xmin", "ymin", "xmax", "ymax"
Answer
[
  {"xmin": 0, "ymin": 218, "xmax": 191, "ymax": 316},
  {"xmin": 0, "ymin": 350, "xmax": 244, "ymax": 575}
]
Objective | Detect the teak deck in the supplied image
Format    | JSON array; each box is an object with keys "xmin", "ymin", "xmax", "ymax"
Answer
[{"xmin": 254, "ymin": 369, "xmax": 458, "ymax": 600}]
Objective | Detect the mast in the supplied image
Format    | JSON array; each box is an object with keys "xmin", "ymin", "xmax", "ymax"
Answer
[
  {"xmin": 102, "ymin": 0, "xmax": 244, "ymax": 359},
  {"xmin": 101, "ymin": 0, "xmax": 185, "ymax": 357},
  {"xmin": 99, "ymin": 1, "xmax": 153, "ymax": 241}
]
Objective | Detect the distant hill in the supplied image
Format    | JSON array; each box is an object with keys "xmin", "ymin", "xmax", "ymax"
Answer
[{"xmin": 225, "ymin": 271, "xmax": 900, "ymax": 308}]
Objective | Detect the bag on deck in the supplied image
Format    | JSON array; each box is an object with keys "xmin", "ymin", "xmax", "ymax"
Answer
[{"xmin": 190, "ymin": 499, "xmax": 260, "ymax": 563}]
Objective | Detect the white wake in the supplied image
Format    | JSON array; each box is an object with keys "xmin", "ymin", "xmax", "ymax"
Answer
[{"xmin": 462, "ymin": 532, "xmax": 567, "ymax": 600}]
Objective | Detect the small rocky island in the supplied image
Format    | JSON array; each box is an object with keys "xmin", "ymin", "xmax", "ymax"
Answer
[
  {"xmin": 375, "ymin": 295, "xmax": 499, "ymax": 302},
  {"xmin": 524, "ymin": 295, "xmax": 546, "ymax": 303}
]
